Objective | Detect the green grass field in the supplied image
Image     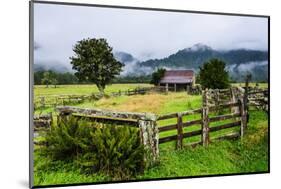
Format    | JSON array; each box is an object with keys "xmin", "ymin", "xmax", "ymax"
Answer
[
  {"xmin": 34, "ymin": 82, "xmax": 268, "ymax": 98},
  {"xmin": 34, "ymin": 83, "xmax": 153, "ymax": 97},
  {"xmin": 33, "ymin": 84, "xmax": 269, "ymax": 186}
]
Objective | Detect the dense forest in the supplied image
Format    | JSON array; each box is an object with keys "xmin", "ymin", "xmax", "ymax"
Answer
[{"xmin": 140, "ymin": 44, "xmax": 268, "ymax": 69}]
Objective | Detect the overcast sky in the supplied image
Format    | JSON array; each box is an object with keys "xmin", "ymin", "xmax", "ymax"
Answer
[{"xmin": 34, "ymin": 3, "xmax": 268, "ymax": 69}]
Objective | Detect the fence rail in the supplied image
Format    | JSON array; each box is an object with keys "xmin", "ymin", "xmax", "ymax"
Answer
[
  {"xmin": 247, "ymin": 87, "xmax": 268, "ymax": 112},
  {"xmin": 33, "ymin": 113, "xmax": 52, "ymax": 131}
]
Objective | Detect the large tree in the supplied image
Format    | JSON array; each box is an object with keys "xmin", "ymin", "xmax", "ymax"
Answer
[
  {"xmin": 70, "ymin": 38, "xmax": 124, "ymax": 95},
  {"xmin": 198, "ymin": 58, "xmax": 230, "ymax": 89}
]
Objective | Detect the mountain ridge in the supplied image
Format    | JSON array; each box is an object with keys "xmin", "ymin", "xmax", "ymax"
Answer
[{"xmin": 34, "ymin": 44, "xmax": 268, "ymax": 82}]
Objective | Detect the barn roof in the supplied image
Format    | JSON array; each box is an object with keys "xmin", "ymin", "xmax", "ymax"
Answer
[{"xmin": 160, "ymin": 70, "xmax": 194, "ymax": 84}]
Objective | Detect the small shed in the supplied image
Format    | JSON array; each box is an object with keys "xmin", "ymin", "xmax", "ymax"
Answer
[{"xmin": 159, "ymin": 70, "xmax": 195, "ymax": 92}]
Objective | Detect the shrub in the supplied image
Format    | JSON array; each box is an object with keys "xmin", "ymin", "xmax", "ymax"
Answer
[
  {"xmin": 44, "ymin": 117, "xmax": 93, "ymax": 160},
  {"xmin": 198, "ymin": 58, "xmax": 230, "ymax": 89},
  {"xmin": 78, "ymin": 124, "xmax": 144, "ymax": 180},
  {"xmin": 43, "ymin": 117, "xmax": 145, "ymax": 179}
]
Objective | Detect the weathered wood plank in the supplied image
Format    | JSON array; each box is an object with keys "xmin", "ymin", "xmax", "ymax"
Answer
[
  {"xmin": 182, "ymin": 129, "xmax": 202, "ymax": 138},
  {"xmin": 158, "ymin": 123, "xmax": 178, "ymax": 132},
  {"xmin": 159, "ymin": 135, "xmax": 178, "ymax": 144},
  {"xmin": 209, "ymin": 121, "xmax": 241, "ymax": 132},
  {"xmin": 201, "ymin": 89, "xmax": 210, "ymax": 147},
  {"xmin": 57, "ymin": 106, "xmax": 156, "ymax": 121},
  {"xmin": 157, "ymin": 113, "xmax": 178, "ymax": 120},
  {"xmin": 209, "ymin": 113, "xmax": 241, "ymax": 122},
  {"xmin": 176, "ymin": 113, "xmax": 183, "ymax": 149},
  {"xmin": 182, "ymin": 119, "xmax": 202, "ymax": 127},
  {"xmin": 72, "ymin": 113, "xmax": 139, "ymax": 124},
  {"xmin": 33, "ymin": 114, "xmax": 52, "ymax": 120},
  {"xmin": 209, "ymin": 102, "xmax": 239, "ymax": 111},
  {"xmin": 239, "ymin": 98, "xmax": 247, "ymax": 137},
  {"xmin": 248, "ymin": 90, "xmax": 268, "ymax": 95}
]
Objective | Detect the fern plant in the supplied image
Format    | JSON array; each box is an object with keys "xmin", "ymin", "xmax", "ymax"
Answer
[
  {"xmin": 43, "ymin": 116, "xmax": 145, "ymax": 179},
  {"xmin": 43, "ymin": 117, "xmax": 93, "ymax": 160},
  {"xmin": 78, "ymin": 124, "xmax": 145, "ymax": 180}
]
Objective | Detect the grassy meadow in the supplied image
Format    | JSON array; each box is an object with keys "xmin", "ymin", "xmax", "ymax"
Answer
[
  {"xmin": 33, "ymin": 83, "xmax": 269, "ymax": 186},
  {"xmin": 34, "ymin": 83, "xmax": 153, "ymax": 97}
]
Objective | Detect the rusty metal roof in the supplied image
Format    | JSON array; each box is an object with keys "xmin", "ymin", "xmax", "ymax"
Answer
[{"xmin": 160, "ymin": 70, "xmax": 194, "ymax": 84}]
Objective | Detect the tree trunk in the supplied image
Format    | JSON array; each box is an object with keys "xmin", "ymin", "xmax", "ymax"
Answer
[{"xmin": 97, "ymin": 85, "xmax": 105, "ymax": 96}]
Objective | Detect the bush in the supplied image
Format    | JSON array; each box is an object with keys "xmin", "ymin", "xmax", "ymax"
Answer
[
  {"xmin": 44, "ymin": 117, "xmax": 93, "ymax": 160},
  {"xmin": 78, "ymin": 124, "xmax": 145, "ymax": 179},
  {"xmin": 43, "ymin": 117, "xmax": 145, "ymax": 179},
  {"xmin": 198, "ymin": 58, "xmax": 230, "ymax": 89}
]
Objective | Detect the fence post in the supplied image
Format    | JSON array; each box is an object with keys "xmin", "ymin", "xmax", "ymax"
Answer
[
  {"xmin": 214, "ymin": 89, "xmax": 219, "ymax": 106},
  {"xmin": 231, "ymin": 88, "xmax": 239, "ymax": 114},
  {"xmin": 138, "ymin": 113, "xmax": 159, "ymax": 167},
  {"xmin": 244, "ymin": 75, "xmax": 250, "ymax": 126},
  {"xmin": 176, "ymin": 113, "xmax": 183, "ymax": 149},
  {"xmin": 57, "ymin": 108, "xmax": 72, "ymax": 126},
  {"xmin": 214, "ymin": 89, "xmax": 220, "ymax": 114},
  {"xmin": 201, "ymin": 89, "xmax": 210, "ymax": 147},
  {"xmin": 239, "ymin": 98, "xmax": 246, "ymax": 138}
]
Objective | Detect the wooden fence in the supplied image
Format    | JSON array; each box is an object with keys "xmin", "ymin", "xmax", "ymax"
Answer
[
  {"xmin": 34, "ymin": 94, "xmax": 93, "ymax": 110},
  {"xmin": 157, "ymin": 87, "xmax": 247, "ymax": 149},
  {"xmin": 34, "ymin": 87, "xmax": 153, "ymax": 110},
  {"xmin": 33, "ymin": 113, "xmax": 53, "ymax": 132},
  {"xmin": 111, "ymin": 87, "xmax": 152, "ymax": 96},
  {"xmin": 247, "ymin": 87, "xmax": 268, "ymax": 112}
]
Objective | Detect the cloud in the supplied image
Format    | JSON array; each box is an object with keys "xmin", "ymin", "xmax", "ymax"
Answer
[
  {"xmin": 33, "ymin": 3, "xmax": 268, "ymax": 69},
  {"xmin": 226, "ymin": 61, "xmax": 268, "ymax": 81}
]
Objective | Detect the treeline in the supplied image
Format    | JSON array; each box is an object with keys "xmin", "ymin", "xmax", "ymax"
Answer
[
  {"xmin": 34, "ymin": 71, "xmax": 152, "ymax": 85},
  {"xmin": 34, "ymin": 71, "xmax": 79, "ymax": 85}
]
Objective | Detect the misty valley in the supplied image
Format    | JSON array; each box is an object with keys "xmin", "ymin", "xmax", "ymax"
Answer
[{"xmin": 34, "ymin": 43, "xmax": 268, "ymax": 83}]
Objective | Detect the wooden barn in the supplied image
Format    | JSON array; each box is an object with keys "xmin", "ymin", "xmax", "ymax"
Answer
[{"xmin": 159, "ymin": 70, "xmax": 195, "ymax": 92}]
